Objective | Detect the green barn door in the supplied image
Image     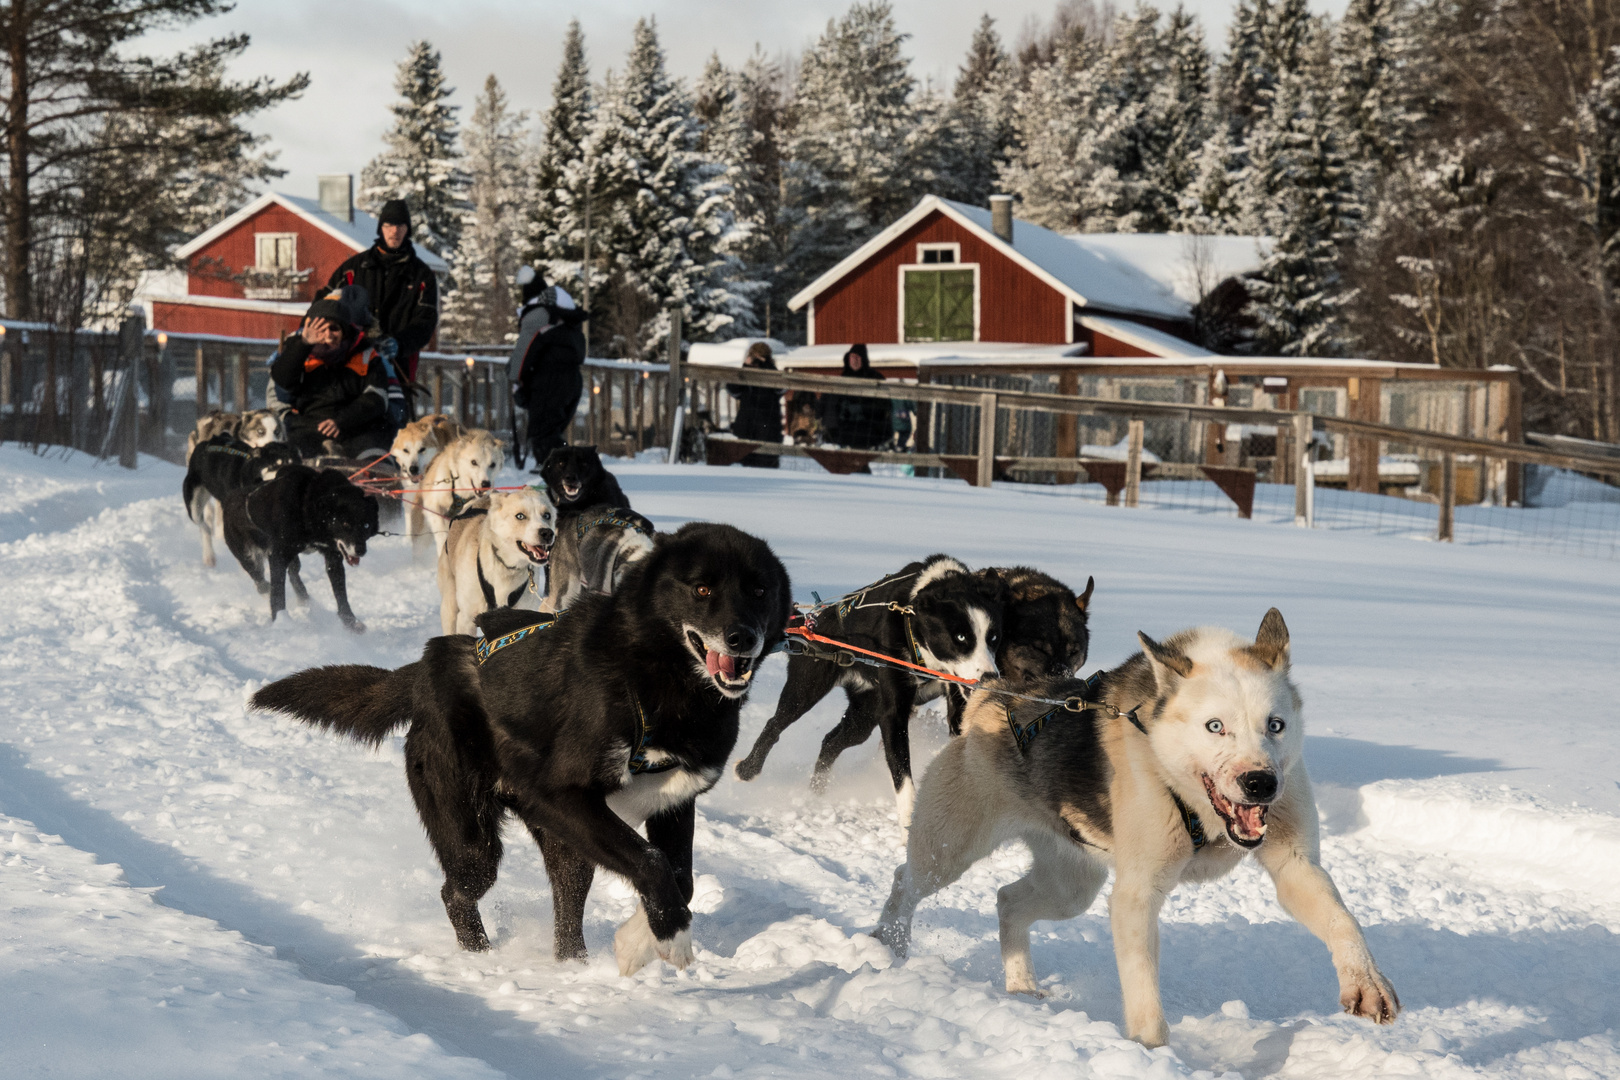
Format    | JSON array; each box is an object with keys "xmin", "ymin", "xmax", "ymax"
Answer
[{"xmin": 903, "ymin": 269, "xmax": 975, "ymax": 342}]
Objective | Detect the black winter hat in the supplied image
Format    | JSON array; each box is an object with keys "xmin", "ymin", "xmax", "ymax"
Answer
[
  {"xmin": 377, "ymin": 199, "xmax": 412, "ymax": 229},
  {"xmin": 517, "ymin": 264, "xmax": 547, "ymax": 304}
]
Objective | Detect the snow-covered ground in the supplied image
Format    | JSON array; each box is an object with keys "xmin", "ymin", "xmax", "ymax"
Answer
[{"xmin": 1, "ymin": 443, "xmax": 1618, "ymax": 1080}]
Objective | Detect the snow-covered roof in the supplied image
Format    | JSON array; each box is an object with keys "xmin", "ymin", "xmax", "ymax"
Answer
[
  {"xmin": 1078, "ymin": 314, "xmax": 1214, "ymax": 359},
  {"xmin": 691, "ymin": 341, "xmax": 1089, "ymax": 371},
  {"xmin": 685, "ymin": 338, "xmax": 791, "ymax": 367},
  {"xmin": 173, "ymin": 191, "xmax": 451, "ymax": 275},
  {"xmin": 787, "ymin": 195, "xmax": 1269, "ymax": 322}
]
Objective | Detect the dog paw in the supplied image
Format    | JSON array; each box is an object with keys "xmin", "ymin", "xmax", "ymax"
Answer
[
  {"xmin": 614, "ymin": 906, "xmax": 660, "ymax": 976},
  {"xmin": 808, "ymin": 770, "xmax": 831, "ymax": 796},
  {"xmin": 1340, "ymin": 968, "xmax": 1400, "ymax": 1024},
  {"xmin": 1003, "ymin": 954, "xmax": 1044, "ymax": 997},
  {"xmin": 655, "ymin": 927, "xmax": 694, "ymax": 970},
  {"xmin": 870, "ymin": 921, "xmax": 910, "ymax": 959},
  {"xmin": 343, "ymin": 618, "xmax": 367, "ymax": 635},
  {"xmin": 734, "ymin": 755, "xmax": 762, "ymax": 782}
]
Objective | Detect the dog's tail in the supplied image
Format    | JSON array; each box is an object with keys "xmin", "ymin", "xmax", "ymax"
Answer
[
  {"xmin": 182, "ymin": 473, "xmax": 202, "ymax": 521},
  {"xmin": 251, "ymin": 662, "xmax": 417, "ymax": 746}
]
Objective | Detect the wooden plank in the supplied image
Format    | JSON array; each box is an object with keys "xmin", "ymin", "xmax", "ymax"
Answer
[
  {"xmin": 1293, "ymin": 414, "xmax": 1312, "ymax": 526},
  {"xmin": 1200, "ymin": 465, "xmax": 1256, "ymax": 518},
  {"xmin": 1438, "ymin": 453, "xmax": 1456, "ymax": 542},
  {"xmin": 1125, "ymin": 419, "xmax": 1144, "ymax": 508},
  {"xmin": 976, "ymin": 392, "xmax": 996, "ymax": 488}
]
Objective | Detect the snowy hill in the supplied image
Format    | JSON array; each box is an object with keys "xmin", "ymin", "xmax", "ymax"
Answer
[{"xmin": 1, "ymin": 445, "xmax": 1617, "ymax": 1079}]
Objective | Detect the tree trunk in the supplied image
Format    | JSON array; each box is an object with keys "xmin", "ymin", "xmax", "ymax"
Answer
[{"xmin": 4, "ymin": 2, "xmax": 31, "ymax": 320}]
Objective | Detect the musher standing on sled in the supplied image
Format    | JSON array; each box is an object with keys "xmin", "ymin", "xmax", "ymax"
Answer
[
  {"xmin": 326, "ymin": 199, "xmax": 440, "ymax": 420},
  {"xmin": 508, "ymin": 266, "xmax": 588, "ymax": 471}
]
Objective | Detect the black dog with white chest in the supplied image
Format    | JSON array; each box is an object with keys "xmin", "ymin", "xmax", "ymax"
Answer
[
  {"xmin": 734, "ymin": 554, "xmax": 1004, "ymax": 824},
  {"xmin": 540, "ymin": 445, "xmax": 630, "ymax": 512},
  {"xmin": 221, "ymin": 464, "xmax": 379, "ymax": 632},
  {"xmin": 252, "ymin": 522, "xmax": 792, "ymax": 972},
  {"xmin": 182, "ymin": 434, "xmax": 299, "ymax": 568}
]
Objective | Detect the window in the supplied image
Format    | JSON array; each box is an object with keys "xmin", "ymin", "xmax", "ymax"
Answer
[
  {"xmin": 255, "ymin": 233, "xmax": 297, "ymax": 271},
  {"xmin": 918, "ymin": 242, "xmax": 959, "ymax": 264},
  {"xmin": 903, "ymin": 268, "xmax": 975, "ymax": 342}
]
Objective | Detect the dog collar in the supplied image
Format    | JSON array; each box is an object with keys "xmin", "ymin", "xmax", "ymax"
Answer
[
  {"xmin": 1169, "ymin": 789, "xmax": 1208, "ymax": 852},
  {"xmin": 575, "ymin": 509, "xmax": 654, "ymax": 541},
  {"xmin": 627, "ymin": 692, "xmax": 678, "ymax": 776},
  {"xmin": 474, "ymin": 613, "xmax": 556, "ymax": 665}
]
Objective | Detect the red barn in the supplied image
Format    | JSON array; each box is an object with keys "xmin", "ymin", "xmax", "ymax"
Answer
[
  {"xmin": 787, "ymin": 195, "xmax": 1268, "ymax": 359},
  {"xmin": 135, "ymin": 179, "xmax": 449, "ymax": 340}
]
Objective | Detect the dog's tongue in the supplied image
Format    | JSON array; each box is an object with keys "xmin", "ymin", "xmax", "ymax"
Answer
[
  {"xmin": 1234, "ymin": 803, "xmax": 1268, "ymax": 839},
  {"xmin": 706, "ymin": 650, "xmax": 737, "ymax": 678}
]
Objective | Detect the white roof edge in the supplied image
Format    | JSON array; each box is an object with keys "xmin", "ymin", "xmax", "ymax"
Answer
[
  {"xmin": 145, "ymin": 292, "xmax": 309, "ymax": 316},
  {"xmin": 174, "ymin": 192, "xmax": 281, "ymax": 259},
  {"xmin": 1078, "ymin": 314, "xmax": 1213, "ymax": 359}
]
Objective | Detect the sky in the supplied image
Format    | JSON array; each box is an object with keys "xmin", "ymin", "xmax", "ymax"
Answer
[{"xmin": 144, "ymin": 0, "xmax": 1348, "ymax": 202}]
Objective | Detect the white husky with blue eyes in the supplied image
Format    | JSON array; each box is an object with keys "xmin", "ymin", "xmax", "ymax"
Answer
[{"xmin": 876, "ymin": 608, "xmax": 1400, "ymax": 1048}]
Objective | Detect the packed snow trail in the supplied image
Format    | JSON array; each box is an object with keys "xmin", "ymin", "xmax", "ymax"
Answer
[{"xmin": 0, "ymin": 446, "xmax": 1617, "ymax": 1079}]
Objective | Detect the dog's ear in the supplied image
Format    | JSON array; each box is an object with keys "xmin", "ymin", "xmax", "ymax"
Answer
[
  {"xmin": 1137, "ymin": 631, "xmax": 1193, "ymax": 687},
  {"xmin": 1248, "ymin": 608, "xmax": 1290, "ymax": 670},
  {"xmin": 1076, "ymin": 576, "xmax": 1094, "ymax": 612}
]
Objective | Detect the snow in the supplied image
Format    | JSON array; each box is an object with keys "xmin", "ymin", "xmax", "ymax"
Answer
[{"xmin": 2, "ymin": 443, "xmax": 1618, "ymax": 1079}]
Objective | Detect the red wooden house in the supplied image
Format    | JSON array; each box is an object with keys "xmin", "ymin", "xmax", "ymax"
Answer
[
  {"xmin": 135, "ymin": 177, "xmax": 449, "ymax": 341},
  {"xmin": 787, "ymin": 195, "xmax": 1268, "ymax": 359}
]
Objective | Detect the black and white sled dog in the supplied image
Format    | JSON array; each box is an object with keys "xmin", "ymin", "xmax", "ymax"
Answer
[
  {"xmin": 540, "ymin": 445, "xmax": 630, "ymax": 513},
  {"xmin": 252, "ymin": 523, "xmax": 792, "ymax": 972},
  {"xmin": 183, "ymin": 434, "xmax": 299, "ymax": 567},
  {"xmin": 734, "ymin": 554, "xmax": 1005, "ymax": 824},
  {"xmin": 874, "ymin": 610, "xmax": 1400, "ymax": 1047},
  {"xmin": 221, "ymin": 464, "xmax": 379, "ymax": 632},
  {"xmin": 542, "ymin": 507, "xmax": 656, "ymax": 612}
]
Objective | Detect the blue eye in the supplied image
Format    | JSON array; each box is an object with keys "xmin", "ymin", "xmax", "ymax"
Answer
[
  {"xmin": 1267, "ymin": 717, "xmax": 1286, "ymax": 735},
  {"xmin": 1206, "ymin": 719, "xmax": 1224, "ymax": 734}
]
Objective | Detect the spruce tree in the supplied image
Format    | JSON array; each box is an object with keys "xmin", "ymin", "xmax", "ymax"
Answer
[
  {"xmin": 1332, "ymin": 0, "xmax": 1415, "ymax": 186},
  {"xmin": 994, "ymin": 28, "xmax": 1097, "ymax": 230},
  {"xmin": 441, "ymin": 75, "xmax": 528, "ymax": 344},
  {"xmin": 530, "ymin": 20, "xmax": 593, "ymax": 299},
  {"xmin": 948, "ymin": 15, "xmax": 1018, "ymax": 207},
  {"xmin": 360, "ymin": 41, "xmax": 467, "ymax": 261}
]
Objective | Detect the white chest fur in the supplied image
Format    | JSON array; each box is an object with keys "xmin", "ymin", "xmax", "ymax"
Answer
[{"xmin": 606, "ymin": 762, "xmax": 719, "ymax": 827}]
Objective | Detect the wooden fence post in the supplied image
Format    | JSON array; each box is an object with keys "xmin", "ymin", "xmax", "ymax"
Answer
[
  {"xmin": 432, "ymin": 366, "xmax": 443, "ymax": 415},
  {"xmin": 976, "ymin": 392, "xmax": 997, "ymax": 488},
  {"xmin": 236, "ymin": 353, "xmax": 250, "ymax": 412},
  {"xmin": 460, "ymin": 359, "xmax": 472, "ymax": 426},
  {"xmin": 195, "ymin": 344, "xmax": 207, "ymax": 417},
  {"xmin": 1293, "ymin": 413, "xmax": 1313, "ymax": 527},
  {"xmin": 667, "ymin": 308, "xmax": 684, "ymax": 464},
  {"xmin": 1124, "ymin": 418, "xmax": 1144, "ymax": 507},
  {"xmin": 1438, "ymin": 453, "xmax": 1456, "ymax": 542}
]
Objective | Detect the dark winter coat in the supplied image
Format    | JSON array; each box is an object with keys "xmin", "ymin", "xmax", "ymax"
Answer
[
  {"xmin": 727, "ymin": 361, "xmax": 784, "ymax": 443},
  {"xmin": 819, "ymin": 344, "xmax": 891, "ymax": 450},
  {"xmin": 272, "ymin": 333, "xmax": 391, "ymax": 455},
  {"xmin": 326, "ymin": 240, "xmax": 440, "ymax": 370},
  {"xmin": 516, "ymin": 310, "xmax": 589, "ymax": 455}
]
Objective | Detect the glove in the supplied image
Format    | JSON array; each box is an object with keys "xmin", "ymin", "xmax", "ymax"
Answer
[{"xmin": 376, "ymin": 336, "xmax": 400, "ymax": 365}]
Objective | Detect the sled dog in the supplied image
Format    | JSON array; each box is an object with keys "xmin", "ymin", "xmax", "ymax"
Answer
[
  {"xmin": 437, "ymin": 488, "xmax": 556, "ymax": 635},
  {"xmin": 734, "ymin": 554, "xmax": 1004, "ymax": 824},
  {"xmin": 186, "ymin": 409, "xmax": 282, "ymax": 462},
  {"xmin": 183, "ymin": 434, "xmax": 299, "ymax": 567},
  {"xmin": 391, "ymin": 414, "xmax": 465, "ymax": 540},
  {"xmin": 220, "ymin": 464, "xmax": 379, "ymax": 632},
  {"xmin": 543, "ymin": 507, "xmax": 656, "ymax": 612},
  {"xmin": 539, "ymin": 445, "xmax": 630, "ymax": 513},
  {"xmin": 252, "ymin": 523, "xmax": 792, "ymax": 972},
  {"xmin": 874, "ymin": 610, "xmax": 1400, "ymax": 1047},
  {"xmin": 421, "ymin": 429, "xmax": 505, "ymax": 553}
]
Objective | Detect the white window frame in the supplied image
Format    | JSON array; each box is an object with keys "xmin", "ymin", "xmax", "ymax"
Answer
[
  {"xmin": 916, "ymin": 242, "xmax": 961, "ymax": 265},
  {"xmin": 897, "ymin": 262, "xmax": 980, "ymax": 343},
  {"xmin": 254, "ymin": 232, "xmax": 298, "ymax": 271}
]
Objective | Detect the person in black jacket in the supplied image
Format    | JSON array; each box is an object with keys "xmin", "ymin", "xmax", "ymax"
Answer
[
  {"xmin": 512, "ymin": 285, "xmax": 589, "ymax": 466},
  {"xmin": 272, "ymin": 291, "xmax": 394, "ymax": 459},
  {"xmin": 326, "ymin": 199, "xmax": 439, "ymax": 415},
  {"xmin": 819, "ymin": 343, "xmax": 891, "ymax": 450},
  {"xmin": 726, "ymin": 341, "xmax": 783, "ymax": 468}
]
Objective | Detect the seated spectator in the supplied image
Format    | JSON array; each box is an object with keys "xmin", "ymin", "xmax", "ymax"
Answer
[
  {"xmin": 726, "ymin": 341, "xmax": 784, "ymax": 468},
  {"xmin": 272, "ymin": 289, "xmax": 396, "ymax": 459}
]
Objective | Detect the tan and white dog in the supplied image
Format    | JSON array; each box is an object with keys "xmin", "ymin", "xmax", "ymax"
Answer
[
  {"xmin": 389, "ymin": 413, "xmax": 465, "ymax": 540},
  {"xmin": 437, "ymin": 488, "xmax": 556, "ymax": 635},
  {"xmin": 420, "ymin": 429, "xmax": 506, "ymax": 553},
  {"xmin": 186, "ymin": 409, "xmax": 282, "ymax": 462},
  {"xmin": 874, "ymin": 610, "xmax": 1399, "ymax": 1048}
]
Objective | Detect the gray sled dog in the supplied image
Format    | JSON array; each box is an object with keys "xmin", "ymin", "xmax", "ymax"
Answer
[
  {"xmin": 438, "ymin": 487, "xmax": 556, "ymax": 635},
  {"xmin": 874, "ymin": 609, "xmax": 1399, "ymax": 1048},
  {"xmin": 542, "ymin": 508, "xmax": 656, "ymax": 612}
]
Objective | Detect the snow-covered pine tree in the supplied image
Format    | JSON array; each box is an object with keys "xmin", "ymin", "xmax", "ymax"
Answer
[
  {"xmin": 1243, "ymin": 28, "xmax": 1361, "ymax": 356},
  {"xmin": 1332, "ymin": 0, "xmax": 1416, "ymax": 190},
  {"xmin": 782, "ymin": 2, "xmax": 926, "ymax": 294},
  {"xmin": 695, "ymin": 53, "xmax": 772, "ymax": 337},
  {"xmin": 588, "ymin": 18, "xmax": 754, "ymax": 355},
  {"xmin": 440, "ymin": 75, "xmax": 528, "ymax": 344},
  {"xmin": 359, "ymin": 40, "xmax": 467, "ymax": 261},
  {"xmin": 947, "ymin": 15, "xmax": 1019, "ymax": 207},
  {"xmin": 996, "ymin": 28, "xmax": 1098, "ymax": 230},
  {"xmin": 530, "ymin": 20, "xmax": 593, "ymax": 300}
]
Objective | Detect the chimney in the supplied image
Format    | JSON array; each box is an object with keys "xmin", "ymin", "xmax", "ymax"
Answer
[
  {"xmin": 990, "ymin": 194, "xmax": 1014, "ymax": 244},
  {"xmin": 318, "ymin": 174, "xmax": 354, "ymax": 222}
]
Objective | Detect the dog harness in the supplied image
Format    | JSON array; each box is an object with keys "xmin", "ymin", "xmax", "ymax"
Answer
[
  {"xmin": 626, "ymin": 692, "xmax": 678, "ymax": 776},
  {"xmin": 473, "ymin": 613, "xmax": 556, "ymax": 665},
  {"xmin": 573, "ymin": 509, "xmax": 654, "ymax": 542}
]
